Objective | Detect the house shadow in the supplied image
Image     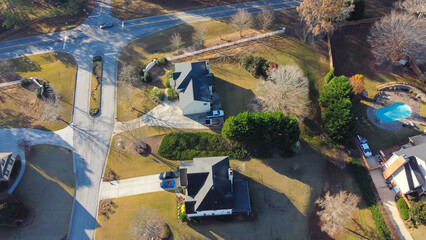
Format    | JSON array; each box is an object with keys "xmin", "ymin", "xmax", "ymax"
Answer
[
  {"xmin": 187, "ymin": 176, "xmax": 313, "ymax": 240},
  {"xmin": 213, "ymin": 76, "xmax": 255, "ymax": 118}
]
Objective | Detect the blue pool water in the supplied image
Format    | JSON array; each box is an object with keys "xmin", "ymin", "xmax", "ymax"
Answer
[{"xmin": 375, "ymin": 102, "xmax": 412, "ymax": 123}]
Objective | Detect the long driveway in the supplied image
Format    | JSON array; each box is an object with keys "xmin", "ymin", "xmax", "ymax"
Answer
[{"xmin": 0, "ymin": 0, "xmax": 302, "ymax": 239}]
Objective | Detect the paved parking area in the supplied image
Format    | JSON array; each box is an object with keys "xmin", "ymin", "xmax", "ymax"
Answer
[
  {"xmin": 365, "ymin": 156, "xmax": 381, "ymax": 169},
  {"xmin": 369, "ymin": 169, "xmax": 413, "ymax": 240}
]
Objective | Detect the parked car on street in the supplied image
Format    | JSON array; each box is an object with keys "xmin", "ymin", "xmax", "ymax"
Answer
[
  {"xmin": 159, "ymin": 171, "xmax": 179, "ymax": 180},
  {"xmin": 207, "ymin": 110, "xmax": 224, "ymax": 118},
  {"xmin": 360, "ymin": 143, "xmax": 372, "ymax": 157},
  {"xmin": 160, "ymin": 180, "xmax": 175, "ymax": 189},
  {"xmin": 204, "ymin": 117, "xmax": 224, "ymax": 126},
  {"xmin": 100, "ymin": 22, "xmax": 113, "ymax": 29}
]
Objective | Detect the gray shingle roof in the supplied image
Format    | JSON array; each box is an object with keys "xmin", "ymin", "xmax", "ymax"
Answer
[{"xmin": 172, "ymin": 61, "xmax": 213, "ymax": 109}]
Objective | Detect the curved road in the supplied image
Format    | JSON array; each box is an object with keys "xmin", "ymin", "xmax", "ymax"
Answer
[{"xmin": 0, "ymin": 0, "xmax": 301, "ymax": 239}]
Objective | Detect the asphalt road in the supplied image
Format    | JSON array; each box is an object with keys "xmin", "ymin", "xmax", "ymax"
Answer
[{"xmin": 0, "ymin": 0, "xmax": 302, "ymax": 239}]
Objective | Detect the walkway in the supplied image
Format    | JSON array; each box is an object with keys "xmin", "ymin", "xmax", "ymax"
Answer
[
  {"xmin": 114, "ymin": 100, "xmax": 207, "ymax": 134},
  {"xmin": 369, "ymin": 169, "xmax": 414, "ymax": 240},
  {"xmin": 99, "ymin": 174, "xmax": 163, "ymax": 200},
  {"xmin": 0, "ymin": 80, "xmax": 20, "ymax": 88}
]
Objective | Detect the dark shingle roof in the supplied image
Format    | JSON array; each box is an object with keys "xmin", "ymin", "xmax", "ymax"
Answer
[
  {"xmin": 409, "ymin": 134, "xmax": 426, "ymax": 146},
  {"xmin": 233, "ymin": 179, "xmax": 251, "ymax": 213},
  {"xmin": 180, "ymin": 156, "xmax": 233, "ymax": 212}
]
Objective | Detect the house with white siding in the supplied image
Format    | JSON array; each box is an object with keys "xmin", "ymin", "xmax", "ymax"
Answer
[{"xmin": 171, "ymin": 61, "xmax": 213, "ymax": 115}]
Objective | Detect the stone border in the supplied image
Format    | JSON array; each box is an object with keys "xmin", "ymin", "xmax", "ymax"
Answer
[{"xmin": 367, "ymin": 88, "xmax": 425, "ymax": 131}]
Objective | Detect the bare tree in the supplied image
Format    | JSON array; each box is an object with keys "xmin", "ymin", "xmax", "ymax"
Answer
[
  {"xmin": 231, "ymin": 8, "xmax": 254, "ymax": 37},
  {"xmin": 40, "ymin": 97, "xmax": 63, "ymax": 122},
  {"xmin": 119, "ymin": 65, "xmax": 137, "ymax": 85},
  {"xmin": 192, "ymin": 24, "xmax": 206, "ymax": 47},
  {"xmin": 256, "ymin": 65, "xmax": 309, "ymax": 118},
  {"xmin": 118, "ymin": 65, "xmax": 138, "ymax": 110},
  {"xmin": 316, "ymin": 191, "xmax": 361, "ymax": 237},
  {"xmin": 367, "ymin": 11, "xmax": 426, "ymax": 66},
  {"xmin": 395, "ymin": 0, "xmax": 426, "ymax": 18},
  {"xmin": 170, "ymin": 32, "xmax": 184, "ymax": 51},
  {"xmin": 257, "ymin": 7, "xmax": 275, "ymax": 31},
  {"xmin": 297, "ymin": 0, "xmax": 354, "ymax": 39},
  {"xmin": 129, "ymin": 208, "xmax": 171, "ymax": 240},
  {"xmin": 119, "ymin": 124, "xmax": 150, "ymax": 155},
  {"xmin": 0, "ymin": 59, "xmax": 14, "ymax": 80}
]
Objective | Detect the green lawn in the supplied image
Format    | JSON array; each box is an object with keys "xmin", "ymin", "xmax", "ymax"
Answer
[
  {"xmin": 0, "ymin": 52, "xmax": 77, "ymax": 130},
  {"xmin": 106, "ymin": 126, "xmax": 215, "ymax": 179},
  {"xmin": 0, "ymin": 144, "xmax": 75, "ymax": 239},
  {"xmin": 331, "ymin": 23, "xmax": 425, "ymax": 152},
  {"xmin": 97, "ymin": 140, "xmax": 379, "ymax": 239}
]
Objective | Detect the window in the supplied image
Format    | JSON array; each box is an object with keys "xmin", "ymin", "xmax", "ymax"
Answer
[
  {"xmin": 4, "ymin": 170, "xmax": 9, "ymax": 176},
  {"xmin": 203, "ymin": 103, "xmax": 207, "ymax": 106},
  {"xmin": 1, "ymin": 159, "xmax": 5, "ymax": 166}
]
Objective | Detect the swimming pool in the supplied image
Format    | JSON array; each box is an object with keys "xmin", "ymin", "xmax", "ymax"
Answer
[{"xmin": 375, "ymin": 102, "xmax": 412, "ymax": 123}]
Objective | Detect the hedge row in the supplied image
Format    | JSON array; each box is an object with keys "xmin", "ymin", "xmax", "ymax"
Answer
[
  {"xmin": 396, "ymin": 198, "xmax": 409, "ymax": 220},
  {"xmin": 158, "ymin": 132, "xmax": 245, "ymax": 160},
  {"xmin": 347, "ymin": 158, "xmax": 392, "ymax": 240}
]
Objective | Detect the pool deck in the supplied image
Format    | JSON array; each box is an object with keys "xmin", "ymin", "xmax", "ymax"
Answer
[{"xmin": 367, "ymin": 90, "xmax": 425, "ymax": 131}]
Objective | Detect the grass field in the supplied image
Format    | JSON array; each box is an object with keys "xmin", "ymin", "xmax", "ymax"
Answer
[
  {"xmin": 111, "ymin": 0, "xmax": 256, "ymax": 20},
  {"xmin": 90, "ymin": 57, "xmax": 102, "ymax": 116},
  {"xmin": 106, "ymin": 126, "xmax": 215, "ymax": 179},
  {"xmin": 331, "ymin": 23, "xmax": 425, "ymax": 152},
  {"xmin": 97, "ymin": 141, "xmax": 379, "ymax": 239},
  {"xmin": 0, "ymin": 52, "xmax": 77, "ymax": 130},
  {"xmin": 0, "ymin": 144, "xmax": 75, "ymax": 239},
  {"xmin": 116, "ymin": 8, "xmax": 325, "ymax": 122},
  {"xmin": 0, "ymin": 0, "xmax": 95, "ymax": 42}
]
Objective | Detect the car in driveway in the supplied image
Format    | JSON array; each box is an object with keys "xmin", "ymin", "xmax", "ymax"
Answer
[
  {"xmin": 207, "ymin": 110, "xmax": 224, "ymax": 118},
  {"xmin": 99, "ymin": 22, "xmax": 113, "ymax": 29},
  {"xmin": 158, "ymin": 171, "xmax": 179, "ymax": 180},
  {"xmin": 160, "ymin": 180, "xmax": 175, "ymax": 189},
  {"xmin": 360, "ymin": 143, "xmax": 373, "ymax": 157}
]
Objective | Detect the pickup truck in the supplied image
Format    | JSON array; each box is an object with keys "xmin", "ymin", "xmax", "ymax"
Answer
[
  {"xmin": 207, "ymin": 110, "xmax": 224, "ymax": 118},
  {"xmin": 204, "ymin": 117, "xmax": 224, "ymax": 126}
]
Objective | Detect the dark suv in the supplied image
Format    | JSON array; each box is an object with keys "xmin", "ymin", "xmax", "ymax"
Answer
[{"xmin": 159, "ymin": 171, "xmax": 179, "ymax": 180}]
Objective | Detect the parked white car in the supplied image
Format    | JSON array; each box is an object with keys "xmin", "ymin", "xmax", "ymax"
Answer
[
  {"xmin": 360, "ymin": 143, "xmax": 372, "ymax": 157},
  {"xmin": 207, "ymin": 110, "xmax": 224, "ymax": 118}
]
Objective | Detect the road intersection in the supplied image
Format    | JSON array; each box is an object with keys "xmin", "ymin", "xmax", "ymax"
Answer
[{"xmin": 0, "ymin": 0, "xmax": 302, "ymax": 239}]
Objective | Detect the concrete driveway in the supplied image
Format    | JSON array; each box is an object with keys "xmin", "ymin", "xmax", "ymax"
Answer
[
  {"xmin": 99, "ymin": 174, "xmax": 164, "ymax": 200},
  {"xmin": 370, "ymin": 169, "xmax": 413, "ymax": 240}
]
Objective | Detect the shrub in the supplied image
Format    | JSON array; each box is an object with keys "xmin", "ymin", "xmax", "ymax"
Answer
[
  {"xmin": 167, "ymin": 88, "xmax": 178, "ymax": 101},
  {"xmin": 179, "ymin": 214, "xmax": 187, "ymax": 222},
  {"xmin": 90, "ymin": 108, "xmax": 100, "ymax": 116},
  {"xmin": 93, "ymin": 55, "xmax": 102, "ymax": 62},
  {"xmin": 230, "ymin": 147, "xmax": 246, "ymax": 159},
  {"xmin": 324, "ymin": 68, "xmax": 335, "ymax": 83},
  {"xmin": 239, "ymin": 54, "xmax": 270, "ymax": 78},
  {"xmin": 158, "ymin": 132, "xmax": 244, "ymax": 160},
  {"xmin": 35, "ymin": 87, "xmax": 42, "ymax": 99},
  {"xmin": 141, "ymin": 71, "xmax": 152, "ymax": 83},
  {"xmin": 349, "ymin": 74, "xmax": 365, "ymax": 95},
  {"xmin": 409, "ymin": 201, "xmax": 426, "ymax": 225},
  {"xmin": 319, "ymin": 75, "xmax": 354, "ymax": 108},
  {"xmin": 165, "ymin": 78, "xmax": 171, "ymax": 88},
  {"xmin": 322, "ymin": 98, "xmax": 356, "ymax": 143},
  {"xmin": 20, "ymin": 78, "xmax": 32, "ymax": 87},
  {"xmin": 157, "ymin": 57, "xmax": 168, "ymax": 66},
  {"xmin": 349, "ymin": 0, "xmax": 365, "ymax": 20},
  {"xmin": 222, "ymin": 111, "xmax": 300, "ymax": 147},
  {"xmin": 150, "ymin": 87, "xmax": 163, "ymax": 101},
  {"xmin": 397, "ymin": 198, "xmax": 409, "ymax": 220}
]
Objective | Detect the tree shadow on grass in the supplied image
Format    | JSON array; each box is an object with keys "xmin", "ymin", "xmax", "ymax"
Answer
[{"xmin": 10, "ymin": 56, "xmax": 42, "ymax": 72}]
